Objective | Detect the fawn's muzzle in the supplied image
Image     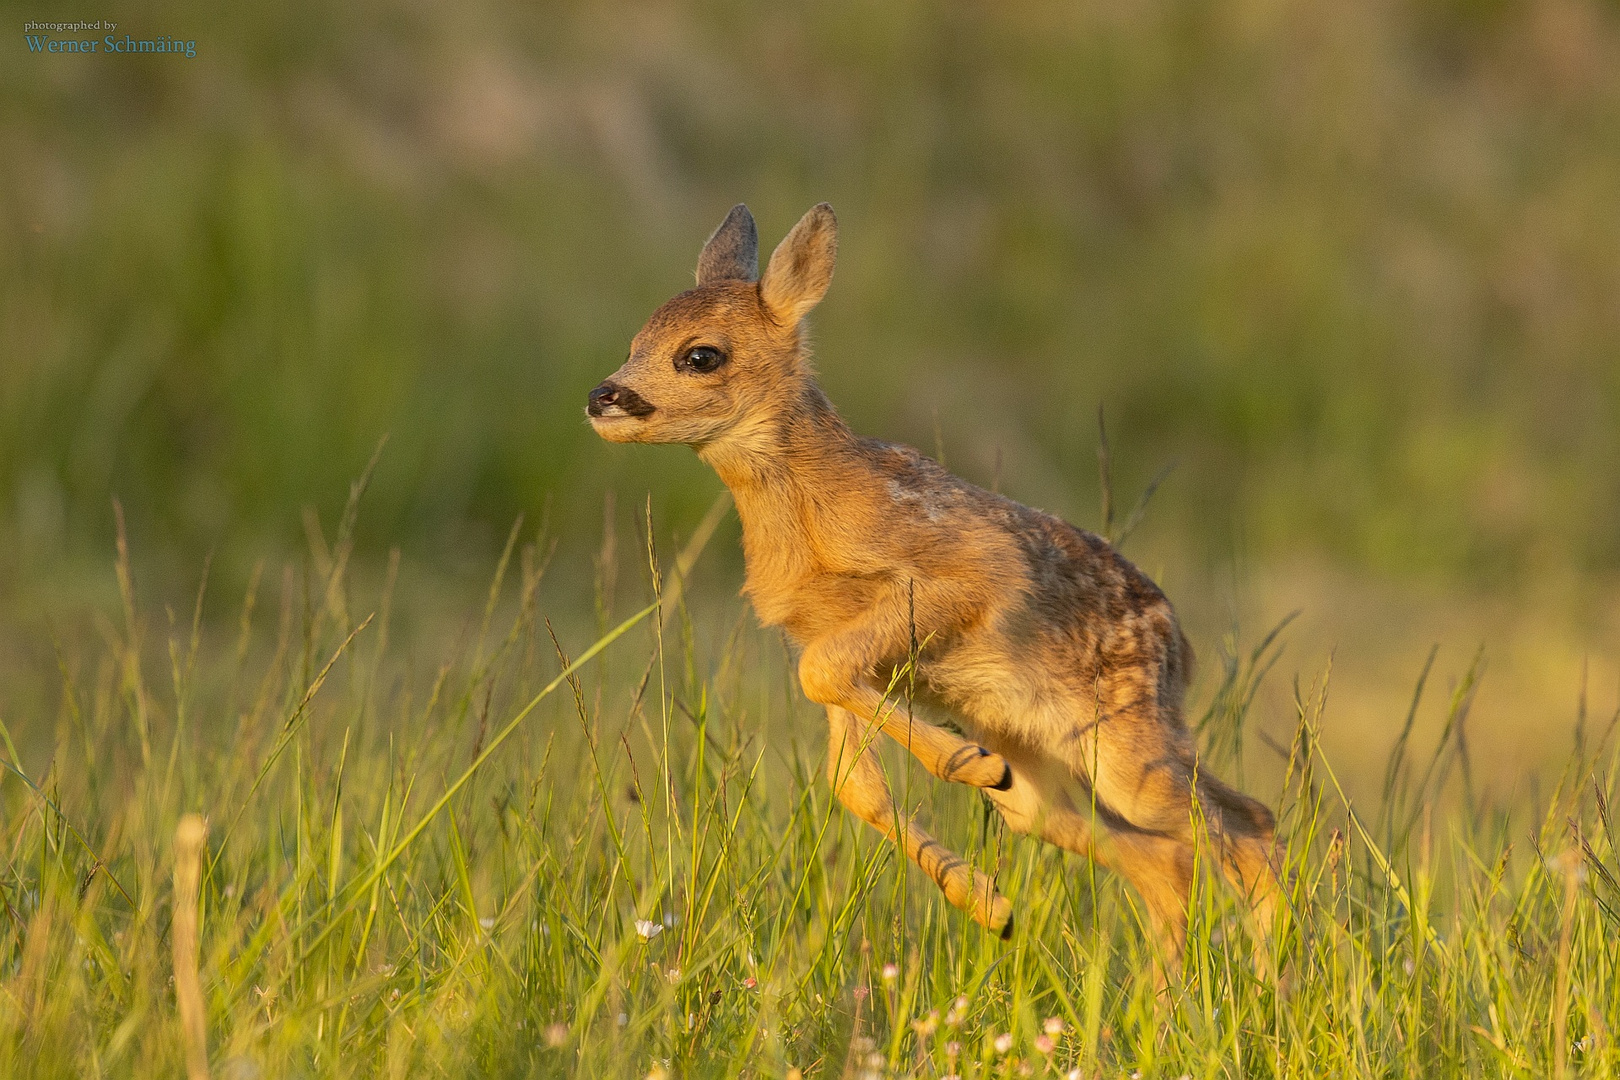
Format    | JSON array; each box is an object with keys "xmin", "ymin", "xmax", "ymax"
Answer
[{"xmin": 587, "ymin": 381, "xmax": 656, "ymax": 419}]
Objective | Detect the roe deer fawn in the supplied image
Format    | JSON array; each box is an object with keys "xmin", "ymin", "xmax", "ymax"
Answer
[{"xmin": 588, "ymin": 203, "xmax": 1279, "ymax": 966}]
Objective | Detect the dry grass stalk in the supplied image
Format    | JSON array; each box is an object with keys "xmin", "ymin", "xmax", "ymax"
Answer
[{"xmin": 173, "ymin": 813, "xmax": 210, "ymax": 1080}]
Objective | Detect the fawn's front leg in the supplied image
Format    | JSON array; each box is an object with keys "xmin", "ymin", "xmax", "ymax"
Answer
[
  {"xmin": 796, "ymin": 583, "xmax": 1011, "ymax": 789},
  {"xmin": 799, "ymin": 636, "xmax": 1010, "ymax": 791},
  {"xmin": 826, "ymin": 706, "xmax": 1013, "ymax": 937}
]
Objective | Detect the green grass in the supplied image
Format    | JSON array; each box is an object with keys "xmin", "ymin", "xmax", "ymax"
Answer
[{"xmin": 1, "ymin": 488, "xmax": 1618, "ymax": 1079}]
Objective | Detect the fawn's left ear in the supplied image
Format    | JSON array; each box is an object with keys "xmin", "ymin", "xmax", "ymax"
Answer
[
  {"xmin": 695, "ymin": 204, "xmax": 759, "ymax": 285},
  {"xmin": 760, "ymin": 203, "xmax": 837, "ymax": 327}
]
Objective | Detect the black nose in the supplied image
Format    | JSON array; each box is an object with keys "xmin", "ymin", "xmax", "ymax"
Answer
[{"xmin": 587, "ymin": 382, "xmax": 619, "ymax": 416}]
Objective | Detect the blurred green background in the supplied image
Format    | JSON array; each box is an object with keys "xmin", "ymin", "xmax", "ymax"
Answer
[{"xmin": 4, "ymin": 0, "xmax": 1619, "ymax": 774}]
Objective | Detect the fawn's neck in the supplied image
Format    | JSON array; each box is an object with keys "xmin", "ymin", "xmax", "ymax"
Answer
[{"xmin": 698, "ymin": 382, "xmax": 858, "ymax": 599}]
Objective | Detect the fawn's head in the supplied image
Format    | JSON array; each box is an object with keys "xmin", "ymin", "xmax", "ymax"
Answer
[{"xmin": 588, "ymin": 203, "xmax": 837, "ymax": 451}]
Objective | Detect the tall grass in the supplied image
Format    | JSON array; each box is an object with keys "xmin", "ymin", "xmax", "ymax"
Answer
[{"xmin": 1, "ymin": 486, "xmax": 1617, "ymax": 1078}]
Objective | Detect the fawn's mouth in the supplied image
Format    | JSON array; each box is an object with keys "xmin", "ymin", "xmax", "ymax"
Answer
[{"xmin": 589, "ymin": 410, "xmax": 639, "ymax": 432}]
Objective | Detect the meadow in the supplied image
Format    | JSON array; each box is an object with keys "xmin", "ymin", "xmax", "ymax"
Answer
[
  {"xmin": 6, "ymin": 0, "xmax": 1620, "ymax": 1075},
  {"xmin": 0, "ymin": 470, "xmax": 1615, "ymax": 1078}
]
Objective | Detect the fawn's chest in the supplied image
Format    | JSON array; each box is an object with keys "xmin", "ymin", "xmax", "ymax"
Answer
[{"xmin": 733, "ymin": 489, "xmax": 877, "ymax": 642}]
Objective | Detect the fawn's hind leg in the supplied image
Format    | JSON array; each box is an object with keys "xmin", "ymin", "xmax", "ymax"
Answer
[
  {"xmin": 980, "ymin": 741, "xmax": 1196, "ymax": 975},
  {"xmin": 825, "ymin": 706, "xmax": 1013, "ymax": 936},
  {"xmin": 1106, "ymin": 803, "xmax": 1282, "ymax": 981},
  {"xmin": 1063, "ymin": 680, "xmax": 1281, "ymax": 972},
  {"xmin": 1196, "ymin": 773, "xmax": 1283, "ymax": 973}
]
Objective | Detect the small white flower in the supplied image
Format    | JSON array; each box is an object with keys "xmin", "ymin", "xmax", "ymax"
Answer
[
  {"xmin": 635, "ymin": 919, "xmax": 664, "ymax": 942},
  {"xmin": 479, "ymin": 917, "xmax": 495, "ymax": 930},
  {"xmin": 881, "ymin": 962, "xmax": 899, "ymax": 982},
  {"xmin": 666, "ymin": 967, "xmax": 681, "ymax": 984},
  {"xmin": 994, "ymin": 1032, "xmax": 1013, "ymax": 1054},
  {"xmin": 1043, "ymin": 1016, "xmax": 1064, "ymax": 1036}
]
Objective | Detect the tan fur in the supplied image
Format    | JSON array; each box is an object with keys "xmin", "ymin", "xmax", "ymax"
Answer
[{"xmin": 588, "ymin": 203, "xmax": 1280, "ymax": 968}]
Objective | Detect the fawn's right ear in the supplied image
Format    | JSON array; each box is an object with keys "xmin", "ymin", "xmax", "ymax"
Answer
[
  {"xmin": 695, "ymin": 204, "xmax": 759, "ymax": 285},
  {"xmin": 760, "ymin": 202, "xmax": 837, "ymax": 327}
]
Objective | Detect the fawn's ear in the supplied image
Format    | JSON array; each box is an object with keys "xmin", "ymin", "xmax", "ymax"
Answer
[
  {"xmin": 695, "ymin": 204, "xmax": 759, "ymax": 285},
  {"xmin": 760, "ymin": 203, "xmax": 837, "ymax": 326}
]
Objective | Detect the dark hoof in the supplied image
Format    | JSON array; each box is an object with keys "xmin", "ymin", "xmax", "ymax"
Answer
[
  {"xmin": 992, "ymin": 761, "xmax": 1013, "ymax": 791},
  {"xmin": 999, "ymin": 913, "xmax": 1015, "ymax": 941}
]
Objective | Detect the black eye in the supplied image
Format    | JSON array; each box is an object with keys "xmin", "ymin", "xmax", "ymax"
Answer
[{"xmin": 677, "ymin": 345, "xmax": 727, "ymax": 374}]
